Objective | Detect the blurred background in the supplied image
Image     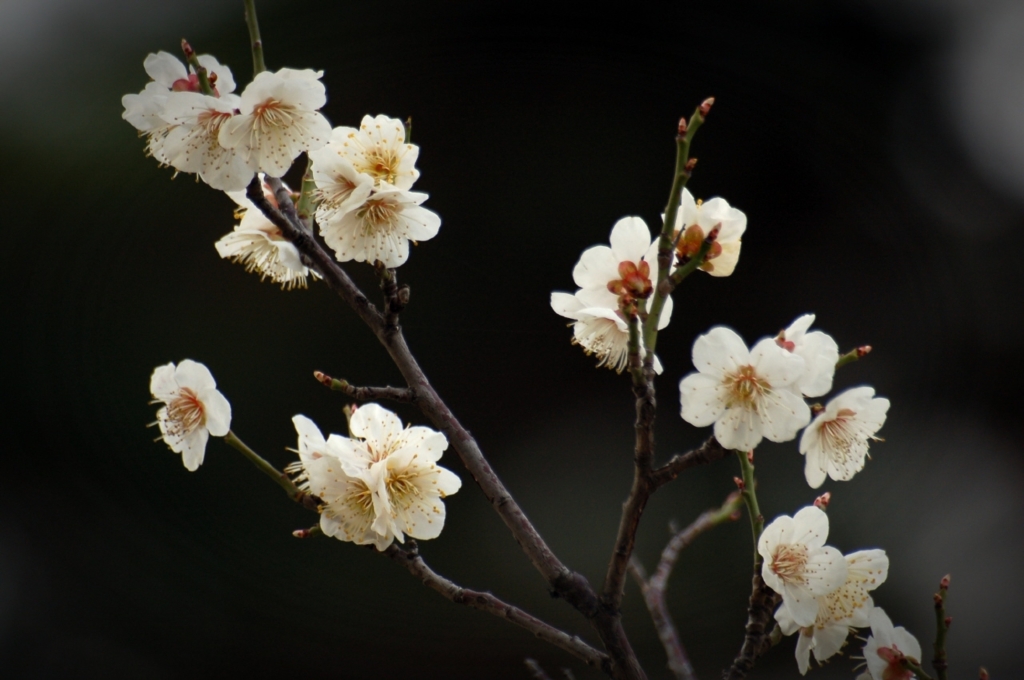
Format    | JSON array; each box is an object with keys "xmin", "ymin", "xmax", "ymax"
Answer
[{"xmin": 2, "ymin": 0, "xmax": 1023, "ymax": 677}]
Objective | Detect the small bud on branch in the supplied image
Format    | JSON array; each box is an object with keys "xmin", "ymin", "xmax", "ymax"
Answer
[{"xmin": 813, "ymin": 491, "xmax": 831, "ymax": 510}]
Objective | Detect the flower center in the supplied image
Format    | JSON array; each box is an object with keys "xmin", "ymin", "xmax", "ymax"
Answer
[
  {"xmin": 358, "ymin": 197, "xmax": 399, "ymax": 232},
  {"xmin": 252, "ymin": 99, "xmax": 296, "ymax": 133},
  {"xmin": 165, "ymin": 388, "xmax": 205, "ymax": 436},
  {"xmin": 607, "ymin": 260, "xmax": 653, "ymax": 311},
  {"xmin": 364, "ymin": 148, "xmax": 400, "ymax": 185},
  {"xmin": 723, "ymin": 365, "xmax": 770, "ymax": 408},
  {"xmin": 770, "ymin": 543, "xmax": 809, "ymax": 584},
  {"xmin": 818, "ymin": 408, "xmax": 858, "ymax": 461}
]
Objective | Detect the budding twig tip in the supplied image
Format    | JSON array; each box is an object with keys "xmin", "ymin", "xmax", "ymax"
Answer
[
  {"xmin": 813, "ymin": 491, "xmax": 831, "ymax": 510},
  {"xmin": 677, "ymin": 117, "xmax": 688, "ymax": 135},
  {"xmin": 699, "ymin": 97, "xmax": 715, "ymax": 117}
]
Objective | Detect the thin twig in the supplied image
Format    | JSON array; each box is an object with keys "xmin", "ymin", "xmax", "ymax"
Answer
[
  {"xmin": 385, "ymin": 543, "xmax": 609, "ymax": 673},
  {"xmin": 525, "ymin": 659, "xmax": 556, "ymax": 680},
  {"xmin": 933, "ymin": 574, "xmax": 951, "ymax": 680},
  {"xmin": 246, "ymin": 177, "xmax": 644, "ymax": 680},
  {"xmin": 313, "ymin": 371, "xmax": 415, "ymax": 403},
  {"xmin": 222, "ymin": 430, "xmax": 321, "ymax": 512},
  {"xmin": 243, "ymin": 0, "xmax": 266, "ymax": 75},
  {"xmin": 651, "ymin": 437, "xmax": 730, "ymax": 488},
  {"xmin": 629, "ymin": 494, "xmax": 742, "ymax": 680}
]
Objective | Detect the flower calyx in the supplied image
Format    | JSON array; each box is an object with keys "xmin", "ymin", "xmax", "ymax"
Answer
[{"xmin": 607, "ymin": 260, "xmax": 653, "ymax": 314}]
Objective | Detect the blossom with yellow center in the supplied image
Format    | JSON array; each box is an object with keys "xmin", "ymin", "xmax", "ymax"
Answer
[
  {"xmin": 218, "ymin": 68, "xmax": 332, "ymax": 178},
  {"xmin": 318, "ymin": 184, "xmax": 441, "ymax": 267},
  {"xmin": 775, "ymin": 549, "xmax": 889, "ymax": 674},
  {"xmin": 149, "ymin": 360, "xmax": 232, "ymax": 471},
  {"xmin": 324, "ymin": 115, "xmax": 420, "ymax": 190},
  {"xmin": 800, "ymin": 387, "xmax": 891, "ymax": 488},
  {"xmin": 679, "ymin": 325, "xmax": 810, "ymax": 451},
  {"xmin": 758, "ymin": 506, "xmax": 847, "ymax": 627}
]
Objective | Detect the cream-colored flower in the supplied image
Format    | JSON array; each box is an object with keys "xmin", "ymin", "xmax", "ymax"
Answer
[
  {"xmin": 800, "ymin": 387, "xmax": 890, "ymax": 488},
  {"xmin": 149, "ymin": 360, "xmax": 231, "ymax": 471}
]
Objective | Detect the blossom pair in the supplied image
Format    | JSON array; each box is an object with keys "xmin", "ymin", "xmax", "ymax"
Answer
[
  {"xmin": 550, "ymin": 191, "xmax": 745, "ymax": 375},
  {"xmin": 289, "ymin": 404, "xmax": 461, "ymax": 550},
  {"xmin": 310, "ymin": 115, "xmax": 440, "ymax": 268},
  {"xmin": 759, "ymin": 505, "xmax": 892, "ymax": 674},
  {"xmin": 679, "ymin": 316, "xmax": 889, "ymax": 486},
  {"xmin": 123, "ymin": 51, "xmax": 331, "ymax": 192}
]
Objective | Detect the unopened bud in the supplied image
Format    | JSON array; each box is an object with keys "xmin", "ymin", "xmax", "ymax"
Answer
[
  {"xmin": 397, "ymin": 284, "xmax": 411, "ymax": 307},
  {"xmin": 810, "ymin": 403, "xmax": 825, "ymax": 417},
  {"xmin": 313, "ymin": 370, "xmax": 332, "ymax": 386},
  {"xmin": 699, "ymin": 97, "xmax": 715, "ymax": 118},
  {"xmin": 208, "ymin": 71, "xmax": 218, "ymax": 86},
  {"xmin": 933, "ymin": 593, "xmax": 943, "ymax": 605},
  {"xmin": 857, "ymin": 345, "xmax": 873, "ymax": 358},
  {"xmin": 979, "ymin": 667, "xmax": 989, "ymax": 680},
  {"xmin": 292, "ymin": 528, "xmax": 313, "ymax": 538},
  {"xmin": 746, "ymin": 450, "xmax": 754, "ymax": 464},
  {"xmin": 181, "ymin": 39, "xmax": 195, "ymax": 58},
  {"xmin": 940, "ymin": 573, "xmax": 951, "ymax": 588},
  {"xmin": 685, "ymin": 157, "xmax": 698, "ymax": 172},
  {"xmin": 945, "ymin": 616, "xmax": 953, "ymax": 627},
  {"xmin": 733, "ymin": 476, "xmax": 745, "ymax": 490},
  {"xmin": 677, "ymin": 117, "xmax": 688, "ymax": 136},
  {"xmin": 813, "ymin": 491, "xmax": 831, "ymax": 510}
]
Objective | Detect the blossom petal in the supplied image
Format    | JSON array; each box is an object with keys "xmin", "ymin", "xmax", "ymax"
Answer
[
  {"xmin": 609, "ymin": 216, "xmax": 651, "ymax": 263},
  {"xmin": 175, "ymin": 359, "xmax": 217, "ymax": 391},
  {"xmin": 572, "ymin": 245, "xmax": 618, "ymax": 289},
  {"xmin": 692, "ymin": 326, "xmax": 749, "ymax": 377}
]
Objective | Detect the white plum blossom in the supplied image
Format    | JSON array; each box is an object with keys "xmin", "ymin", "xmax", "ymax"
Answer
[
  {"xmin": 550, "ymin": 217, "xmax": 672, "ymax": 374},
  {"xmin": 219, "ymin": 68, "xmax": 332, "ymax": 177},
  {"xmin": 550, "ymin": 292, "xmax": 664, "ymax": 374},
  {"xmin": 149, "ymin": 360, "xmax": 232, "ymax": 471},
  {"xmin": 288, "ymin": 405, "xmax": 461, "ymax": 551},
  {"xmin": 319, "ymin": 183, "xmax": 441, "ymax": 267},
  {"xmin": 800, "ymin": 387, "xmax": 891, "ymax": 488},
  {"xmin": 322, "ymin": 115, "xmax": 420, "ymax": 190},
  {"xmin": 672, "ymin": 188, "xmax": 746, "ymax": 277},
  {"xmin": 157, "ymin": 92, "xmax": 253, "ymax": 191},
  {"xmin": 776, "ymin": 549, "xmax": 889, "ymax": 674},
  {"xmin": 288, "ymin": 415, "xmax": 391, "ymax": 550},
  {"xmin": 758, "ymin": 506, "xmax": 847, "ymax": 627},
  {"xmin": 308, "ymin": 146, "xmax": 375, "ymax": 225},
  {"xmin": 859, "ymin": 608, "xmax": 923, "ymax": 680},
  {"xmin": 777, "ymin": 314, "xmax": 839, "ymax": 397},
  {"xmin": 122, "ymin": 51, "xmax": 237, "ymax": 132},
  {"xmin": 215, "ymin": 179, "xmax": 311, "ymax": 289},
  {"xmin": 679, "ymin": 326, "xmax": 810, "ymax": 451}
]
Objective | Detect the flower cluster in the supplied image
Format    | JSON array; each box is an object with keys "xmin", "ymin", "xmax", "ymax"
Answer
[
  {"xmin": 123, "ymin": 51, "xmax": 330, "ymax": 192},
  {"xmin": 310, "ymin": 115, "xmax": 441, "ymax": 267},
  {"xmin": 551, "ymin": 217, "xmax": 671, "ymax": 373},
  {"xmin": 288, "ymin": 404, "xmax": 461, "ymax": 550},
  {"xmin": 149, "ymin": 359, "xmax": 232, "ymax": 471},
  {"xmin": 760, "ymin": 505, "xmax": 892, "ymax": 674},
  {"xmin": 679, "ymin": 314, "xmax": 889, "ymax": 486}
]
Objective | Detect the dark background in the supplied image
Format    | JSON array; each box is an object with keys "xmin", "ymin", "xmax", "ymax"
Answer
[{"xmin": 2, "ymin": 0, "xmax": 1023, "ymax": 678}]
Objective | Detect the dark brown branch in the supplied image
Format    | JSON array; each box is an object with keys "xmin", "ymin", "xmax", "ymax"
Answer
[
  {"xmin": 248, "ymin": 177, "xmax": 645, "ymax": 680},
  {"xmin": 629, "ymin": 494, "xmax": 742, "ymax": 680},
  {"xmin": 724, "ymin": 573, "xmax": 780, "ymax": 680},
  {"xmin": 652, "ymin": 437, "xmax": 730, "ymax": 488},
  {"xmin": 385, "ymin": 543, "xmax": 609, "ymax": 673},
  {"xmin": 313, "ymin": 371, "xmax": 415, "ymax": 403}
]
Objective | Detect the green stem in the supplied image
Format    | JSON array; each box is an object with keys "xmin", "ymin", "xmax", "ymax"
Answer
[
  {"xmin": 181, "ymin": 41, "xmax": 215, "ymax": 96},
  {"xmin": 836, "ymin": 345, "xmax": 872, "ymax": 368},
  {"xmin": 244, "ymin": 0, "xmax": 267, "ymax": 75},
  {"xmin": 905, "ymin": 660, "xmax": 936, "ymax": 680},
  {"xmin": 295, "ymin": 155, "xmax": 317, "ymax": 231},
  {"xmin": 668, "ymin": 237, "xmax": 713, "ymax": 288},
  {"xmin": 644, "ymin": 103, "xmax": 709, "ymax": 354},
  {"xmin": 735, "ymin": 449, "xmax": 763, "ymax": 566},
  {"xmin": 223, "ymin": 430, "xmax": 306, "ymax": 503}
]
